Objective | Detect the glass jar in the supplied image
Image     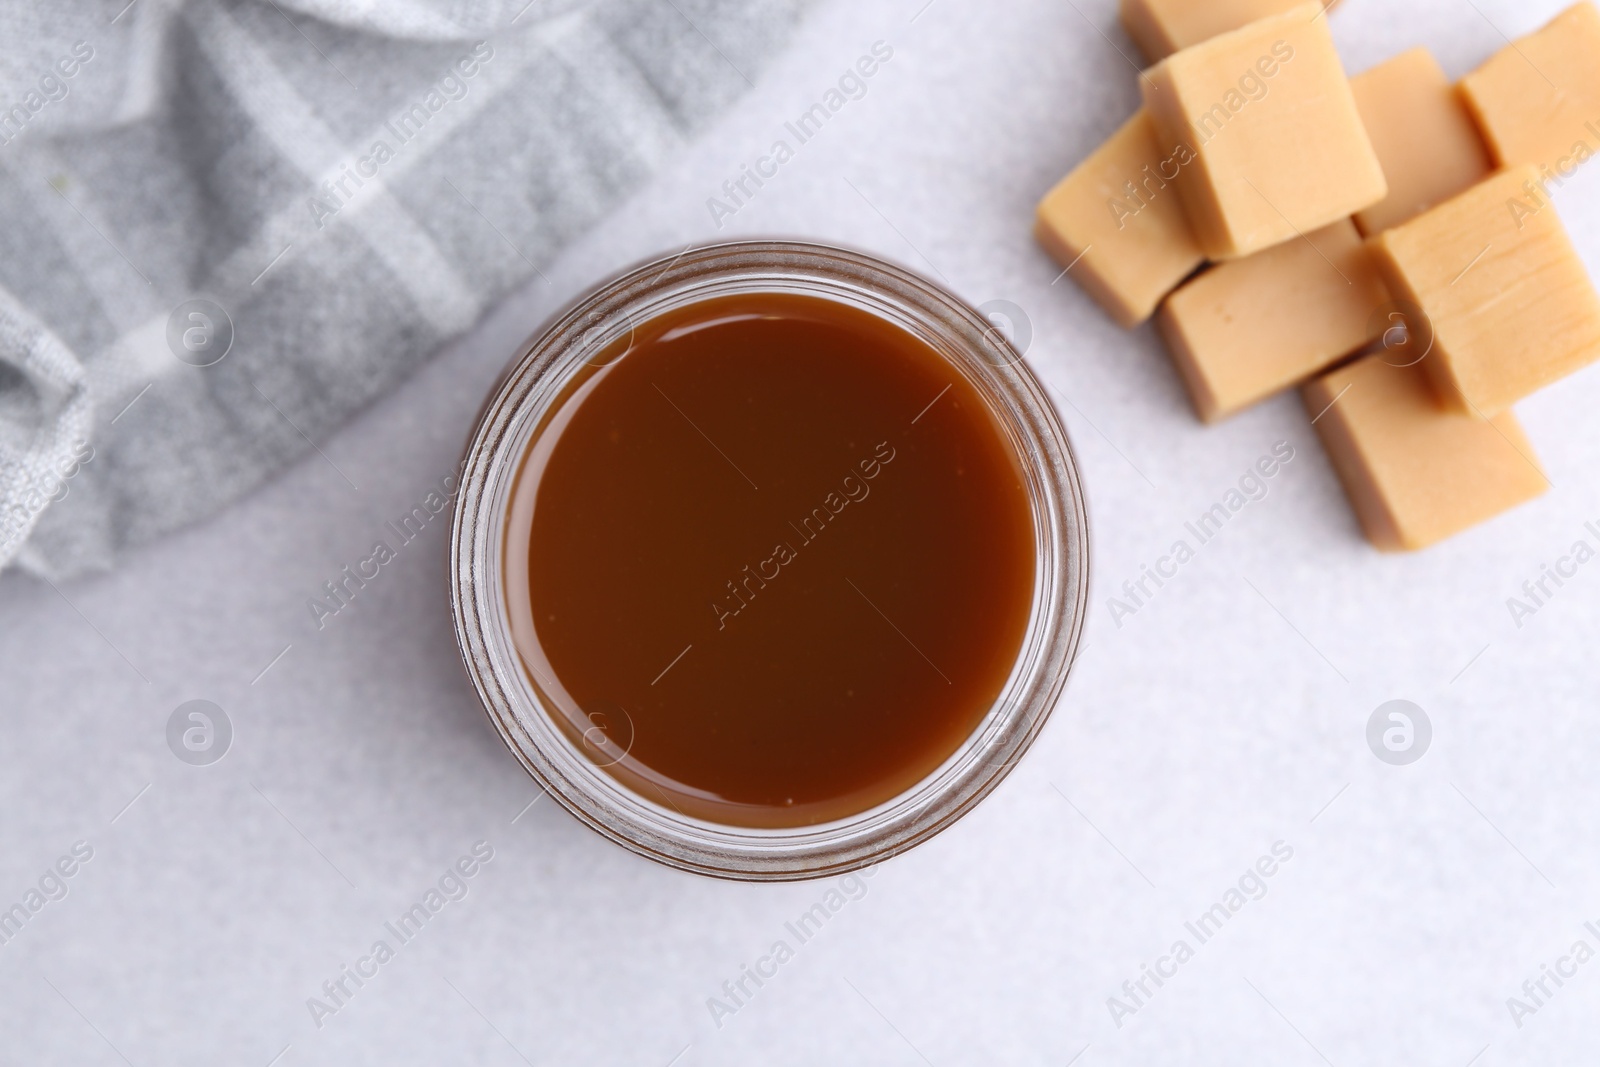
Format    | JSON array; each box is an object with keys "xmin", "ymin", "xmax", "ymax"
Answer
[{"xmin": 450, "ymin": 241, "xmax": 1089, "ymax": 881}]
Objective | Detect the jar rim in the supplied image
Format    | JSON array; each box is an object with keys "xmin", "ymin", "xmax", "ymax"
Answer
[{"xmin": 449, "ymin": 240, "xmax": 1090, "ymax": 881}]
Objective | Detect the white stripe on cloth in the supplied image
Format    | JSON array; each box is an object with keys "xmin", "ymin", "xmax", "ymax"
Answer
[{"xmin": 0, "ymin": 286, "xmax": 91, "ymax": 570}]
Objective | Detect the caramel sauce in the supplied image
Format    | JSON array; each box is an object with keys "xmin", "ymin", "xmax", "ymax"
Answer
[{"xmin": 505, "ymin": 291, "xmax": 1035, "ymax": 827}]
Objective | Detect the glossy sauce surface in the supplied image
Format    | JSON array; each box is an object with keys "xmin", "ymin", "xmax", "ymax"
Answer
[{"xmin": 507, "ymin": 291, "xmax": 1035, "ymax": 827}]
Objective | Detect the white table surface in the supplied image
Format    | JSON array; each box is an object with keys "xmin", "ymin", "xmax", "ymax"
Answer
[{"xmin": 5, "ymin": 0, "xmax": 1600, "ymax": 1063}]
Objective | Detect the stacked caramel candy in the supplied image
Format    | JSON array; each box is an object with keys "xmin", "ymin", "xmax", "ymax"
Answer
[{"xmin": 1037, "ymin": 0, "xmax": 1600, "ymax": 550}]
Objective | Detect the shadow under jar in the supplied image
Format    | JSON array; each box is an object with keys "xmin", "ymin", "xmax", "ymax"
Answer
[{"xmin": 451, "ymin": 241, "xmax": 1088, "ymax": 881}]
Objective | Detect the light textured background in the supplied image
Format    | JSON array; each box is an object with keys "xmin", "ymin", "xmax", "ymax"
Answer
[{"xmin": 4, "ymin": 0, "xmax": 1599, "ymax": 1063}]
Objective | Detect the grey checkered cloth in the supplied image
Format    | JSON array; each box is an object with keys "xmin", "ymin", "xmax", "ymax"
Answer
[{"xmin": 0, "ymin": 0, "xmax": 806, "ymax": 578}]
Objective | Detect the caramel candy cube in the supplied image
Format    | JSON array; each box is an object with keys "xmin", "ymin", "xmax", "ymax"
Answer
[
  {"xmin": 1158, "ymin": 219, "xmax": 1388, "ymax": 422},
  {"xmin": 1304, "ymin": 355, "xmax": 1546, "ymax": 550},
  {"xmin": 1350, "ymin": 47, "xmax": 1492, "ymax": 236},
  {"xmin": 1367, "ymin": 165, "xmax": 1600, "ymax": 418},
  {"xmin": 1141, "ymin": 3, "xmax": 1387, "ymax": 260},
  {"xmin": 1119, "ymin": 0, "xmax": 1338, "ymax": 63},
  {"xmin": 1459, "ymin": 2, "xmax": 1600, "ymax": 172},
  {"xmin": 1035, "ymin": 109, "xmax": 1205, "ymax": 328}
]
